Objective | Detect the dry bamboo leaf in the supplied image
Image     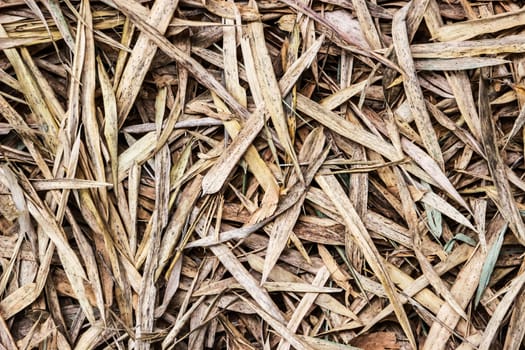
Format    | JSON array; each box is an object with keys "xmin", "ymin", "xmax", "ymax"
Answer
[
  {"xmin": 246, "ymin": 7, "xmax": 302, "ymax": 182},
  {"xmin": 351, "ymin": 332, "xmax": 400, "ymax": 350},
  {"xmin": 394, "ymin": 167, "xmax": 468, "ymax": 321},
  {"xmin": 316, "ymin": 174, "xmax": 416, "ymax": 348},
  {"xmin": 113, "ymin": 0, "xmax": 180, "ymax": 125},
  {"xmin": 296, "ymin": 94, "xmax": 398, "ymax": 160},
  {"xmin": 136, "ymin": 187, "xmax": 162, "ymax": 349},
  {"xmin": 504, "ymin": 285, "xmax": 525, "ymax": 350},
  {"xmin": 80, "ymin": 1, "xmax": 106, "ymax": 210},
  {"xmin": 278, "ymin": 0, "xmax": 397, "ymax": 69},
  {"xmin": 423, "ymin": 216, "xmax": 507, "ymax": 350},
  {"xmin": 277, "ymin": 266, "xmax": 331, "ymax": 350},
  {"xmin": 363, "ymin": 243, "xmax": 473, "ymax": 332},
  {"xmin": 77, "ymin": 189, "xmax": 128, "ymax": 310},
  {"xmin": 1, "ymin": 167, "xmax": 96, "ymax": 325},
  {"xmin": 0, "ymin": 37, "xmax": 35, "ymax": 49},
  {"xmin": 204, "ymin": 0, "xmax": 260, "ymax": 21},
  {"xmin": 435, "ymin": 8, "xmax": 525, "ymax": 42},
  {"xmin": 21, "ymin": 50, "xmax": 64, "ymax": 142},
  {"xmin": 16, "ymin": 316, "xmax": 55, "ymax": 350},
  {"xmin": 393, "ymin": 5, "xmax": 444, "ymax": 169},
  {"xmin": 217, "ymin": 13, "xmax": 280, "ymax": 220},
  {"xmin": 214, "ymin": 107, "xmax": 279, "ymax": 221},
  {"xmin": 42, "ymin": 0, "xmax": 75, "ymax": 50},
  {"xmin": 418, "ymin": 190, "xmax": 475, "ymax": 231},
  {"xmin": 0, "ymin": 24, "xmax": 58, "ymax": 150},
  {"xmin": 401, "ymin": 138, "xmax": 470, "ymax": 211},
  {"xmin": 0, "ymin": 313, "xmax": 16, "ymax": 350},
  {"xmin": 262, "ymin": 127, "xmax": 326, "ymax": 283},
  {"xmin": 414, "ymin": 57, "xmax": 508, "ymax": 71},
  {"xmin": 97, "ymin": 56, "xmax": 119, "ymax": 190},
  {"xmin": 118, "ymin": 131, "xmax": 157, "ymax": 181},
  {"xmin": 247, "ymin": 254, "xmax": 359, "ymax": 320},
  {"xmin": 186, "ymin": 174, "xmax": 333, "ymax": 249},
  {"xmin": 475, "ymin": 224, "xmax": 505, "ymax": 308},
  {"xmin": 317, "ymin": 244, "xmax": 353, "ymax": 299},
  {"xmin": 111, "ymin": 0, "xmax": 251, "ymax": 120},
  {"xmin": 0, "ymin": 232, "xmax": 23, "ymax": 298},
  {"xmin": 222, "ymin": 16, "xmax": 246, "ymax": 107},
  {"xmin": 156, "ymin": 175, "xmax": 202, "ymax": 279},
  {"xmin": 479, "ymin": 68, "xmax": 525, "ymax": 245},
  {"xmin": 30, "ymin": 179, "xmax": 112, "ymax": 191},
  {"xmin": 0, "ymin": 283, "xmax": 41, "ymax": 320},
  {"xmin": 478, "ymin": 271, "xmax": 525, "ymax": 350},
  {"xmin": 194, "ymin": 280, "xmax": 341, "ymax": 295},
  {"xmin": 238, "ymin": 295, "xmax": 314, "ymax": 350},
  {"xmin": 319, "ymin": 79, "xmax": 375, "ymax": 110},
  {"xmin": 279, "ymin": 34, "xmax": 325, "ymax": 96},
  {"xmin": 296, "ymin": 94, "xmax": 438, "ymax": 186},
  {"xmin": 351, "ymin": 0, "xmax": 381, "ymax": 50},
  {"xmin": 4, "ymin": 0, "xmax": 525, "ymax": 348},
  {"xmin": 193, "ymin": 216, "xmax": 286, "ymax": 324},
  {"xmin": 0, "ymin": 159, "xmax": 35, "ymax": 246},
  {"xmin": 412, "ymin": 35, "xmax": 525, "ymax": 59},
  {"xmin": 303, "ymin": 11, "xmax": 368, "ymax": 48},
  {"xmin": 74, "ymin": 323, "xmax": 105, "ymax": 350},
  {"xmin": 67, "ymin": 207, "xmax": 107, "ymax": 325},
  {"xmin": 201, "ymin": 107, "xmax": 265, "ymax": 195}
]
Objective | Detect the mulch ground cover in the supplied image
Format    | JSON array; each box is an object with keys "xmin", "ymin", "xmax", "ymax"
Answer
[{"xmin": 2, "ymin": 0, "xmax": 525, "ymax": 349}]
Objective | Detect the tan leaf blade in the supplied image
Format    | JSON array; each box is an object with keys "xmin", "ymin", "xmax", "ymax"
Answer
[
  {"xmin": 479, "ymin": 68, "xmax": 525, "ymax": 245},
  {"xmin": 262, "ymin": 127, "xmax": 327, "ymax": 283},
  {"xmin": 393, "ymin": 4, "xmax": 444, "ymax": 169},
  {"xmin": 316, "ymin": 174, "xmax": 417, "ymax": 349}
]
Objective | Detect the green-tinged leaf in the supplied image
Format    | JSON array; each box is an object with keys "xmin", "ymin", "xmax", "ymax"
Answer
[{"xmin": 475, "ymin": 224, "xmax": 507, "ymax": 306}]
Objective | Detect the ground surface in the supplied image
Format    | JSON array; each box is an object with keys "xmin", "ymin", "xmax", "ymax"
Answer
[{"xmin": 1, "ymin": 0, "xmax": 525, "ymax": 349}]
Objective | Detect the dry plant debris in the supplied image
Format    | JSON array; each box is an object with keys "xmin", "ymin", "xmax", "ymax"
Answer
[{"xmin": 2, "ymin": 0, "xmax": 525, "ymax": 349}]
